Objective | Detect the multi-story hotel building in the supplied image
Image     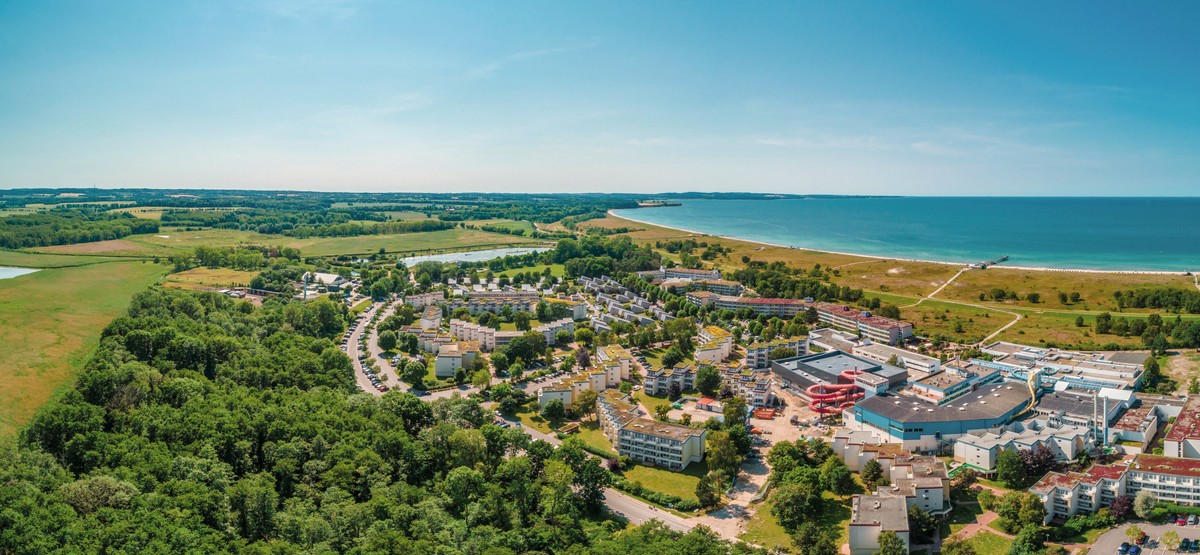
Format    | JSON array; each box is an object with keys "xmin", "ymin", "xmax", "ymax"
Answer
[{"xmin": 595, "ymin": 389, "xmax": 707, "ymax": 470}]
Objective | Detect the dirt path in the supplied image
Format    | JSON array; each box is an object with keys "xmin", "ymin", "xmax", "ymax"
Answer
[{"xmin": 901, "ymin": 267, "xmax": 968, "ymax": 308}]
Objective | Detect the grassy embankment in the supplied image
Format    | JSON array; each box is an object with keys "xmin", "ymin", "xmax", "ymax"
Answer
[{"xmin": 0, "ymin": 256, "xmax": 168, "ymax": 436}]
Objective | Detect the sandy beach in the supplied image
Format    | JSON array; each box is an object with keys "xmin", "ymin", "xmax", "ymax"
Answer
[{"xmin": 609, "ymin": 210, "xmax": 1194, "ymax": 276}]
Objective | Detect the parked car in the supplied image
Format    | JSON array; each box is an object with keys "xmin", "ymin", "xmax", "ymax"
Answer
[
  {"xmin": 1177, "ymin": 514, "xmax": 1188, "ymax": 525},
  {"xmin": 1117, "ymin": 542, "xmax": 1129, "ymax": 554},
  {"xmin": 1190, "ymin": 514, "xmax": 1198, "ymax": 526}
]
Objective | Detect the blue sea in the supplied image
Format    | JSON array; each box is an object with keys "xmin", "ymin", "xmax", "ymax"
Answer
[{"xmin": 614, "ymin": 197, "xmax": 1200, "ymax": 272}]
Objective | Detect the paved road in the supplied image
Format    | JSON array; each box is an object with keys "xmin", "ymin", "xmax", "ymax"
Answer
[{"xmin": 347, "ymin": 302, "xmax": 385, "ymax": 397}]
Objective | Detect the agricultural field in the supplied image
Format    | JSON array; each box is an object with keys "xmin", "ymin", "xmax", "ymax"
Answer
[
  {"xmin": 0, "ymin": 260, "xmax": 167, "ymax": 436},
  {"xmin": 0, "ymin": 250, "xmax": 134, "ymax": 268},
  {"xmin": 285, "ymin": 228, "xmax": 544, "ymax": 257},
  {"xmin": 163, "ymin": 267, "xmax": 259, "ymax": 290},
  {"xmin": 33, "ymin": 239, "xmax": 149, "ymax": 255},
  {"xmin": 472, "ymin": 218, "xmax": 536, "ymax": 234},
  {"xmin": 497, "ymin": 263, "xmax": 565, "ymax": 278}
]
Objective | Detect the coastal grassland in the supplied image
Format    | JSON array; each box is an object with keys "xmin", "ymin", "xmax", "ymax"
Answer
[
  {"xmin": 497, "ymin": 263, "xmax": 565, "ymax": 278},
  {"xmin": 940, "ymin": 267, "xmax": 1196, "ymax": 312},
  {"xmin": 0, "ymin": 250, "xmax": 135, "ymax": 268},
  {"xmin": 163, "ymin": 267, "xmax": 259, "ymax": 290},
  {"xmin": 831, "ymin": 259, "xmax": 961, "ymax": 298},
  {"xmin": 0, "ymin": 260, "xmax": 167, "ymax": 436},
  {"xmin": 901, "ymin": 300, "xmax": 1016, "ymax": 343},
  {"xmin": 996, "ymin": 311, "xmax": 1200, "ymax": 348}
]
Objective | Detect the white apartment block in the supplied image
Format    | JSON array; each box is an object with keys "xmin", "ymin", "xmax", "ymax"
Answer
[
  {"xmin": 719, "ymin": 366, "xmax": 776, "ymax": 407},
  {"xmin": 404, "ymin": 291, "xmax": 444, "ymax": 308},
  {"xmin": 595, "ymin": 389, "xmax": 707, "ymax": 470},
  {"xmin": 832, "ymin": 429, "xmax": 911, "ymax": 472},
  {"xmin": 954, "ymin": 421, "xmax": 1095, "ymax": 474},
  {"xmin": 448, "ymin": 317, "xmax": 574, "ymax": 351},
  {"xmin": 434, "ymin": 341, "xmax": 479, "ymax": 378},
  {"xmin": 853, "ymin": 342, "xmax": 940, "ymax": 376},
  {"xmin": 419, "ymin": 305, "xmax": 442, "ymax": 330},
  {"xmin": 694, "ymin": 326, "xmax": 734, "ymax": 364},
  {"xmin": 745, "ymin": 337, "xmax": 805, "ymax": 369},
  {"xmin": 849, "ymin": 495, "xmax": 910, "ymax": 555}
]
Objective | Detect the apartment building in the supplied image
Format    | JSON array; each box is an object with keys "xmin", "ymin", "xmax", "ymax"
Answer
[
  {"xmin": 637, "ymin": 266, "xmax": 721, "ymax": 281},
  {"xmin": 404, "ymin": 291, "xmax": 445, "ymax": 309},
  {"xmin": 853, "ymin": 342, "xmax": 940, "ymax": 377},
  {"xmin": 745, "ymin": 336, "xmax": 805, "ymax": 369},
  {"xmin": 595, "ymin": 389, "xmax": 707, "ymax": 470},
  {"xmin": 596, "ymin": 344, "xmax": 635, "ymax": 377},
  {"xmin": 1165, "ymin": 396, "xmax": 1200, "ymax": 459},
  {"xmin": 694, "ymin": 279, "xmax": 744, "ymax": 295},
  {"xmin": 543, "ymin": 297, "xmax": 588, "ymax": 320},
  {"xmin": 694, "ymin": 325, "xmax": 734, "ymax": 363},
  {"xmin": 832, "ymin": 429, "xmax": 911, "ymax": 472},
  {"xmin": 448, "ymin": 317, "xmax": 574, "ymax": 351},
  {"xmin": 719, "ymin": 366, "xmax": 776, "ymax": 407},
  {"xmin": 954, "ymin": 421, "xmax": 1094, "ymax": 473},
  {"xmin": 445, "ymin": 296, "xmax": 536, "ymax": 315},
  {"xmin": 1031, "ymin": 463, "xmax": 1129, "ymax": 523},
  {"xmin": 419, "ymin": 305, "xmax": 442, "ymax": 330},
  {"xmin": 813, "ymin": 302, "xmax": 913, "ymax": 345},
  {"xmin": 849, "ymin": 495, "xmax": 910, "ymax": 555},
  {"xmin": 643, "ymin": 364, "xmax": 697, "ymax": 396},
  {"xmin": 885, "ymin": 456, "xmax": 951, "ymax": 515},
  {"xmin": 434, "ymin": 341, "xmax": 479, "ymax": 378}
]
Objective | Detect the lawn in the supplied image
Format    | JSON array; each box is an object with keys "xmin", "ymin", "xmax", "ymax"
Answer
[
  {"xmin": 942, "ymin": 500, "xmax": 984, "ymax": 537},
  {"xmin": 620, "ymin": 460, "xmax": 708, "ymax": 503},
  {"xmin": 964, "ymin": 531, "xmax": 1009, "ymax": 553},
  {"xmin": 741, "ymin": 492, "xmax": 852, "ymax": 551},
  {"xmin": 635, "ymin": 391, "xmax": 675, "ymax": 415},
  {"xmin": 498, "ymin": 263, "xmax": 565, "ymax": 278},
  {"xmin": 574, "ymin": 420, "xmax": 614, "ymax": 454},
  {"xmin": 0, "ymin": 261, "xmax": 167, "ymax": 436},
  {"xmin": 163, "ymin": 267, "xmax": 259, "ymax": 290}
]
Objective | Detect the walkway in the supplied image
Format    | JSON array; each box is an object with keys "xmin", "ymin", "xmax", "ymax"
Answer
[{"xmin": 902, "ymin": 267, "xmax": 969, "ymax": 308}]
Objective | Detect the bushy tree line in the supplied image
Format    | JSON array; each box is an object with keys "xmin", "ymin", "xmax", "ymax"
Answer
[
  {"xmin": 1114, "ymin": 287, "xmax": 1200, "ymax": 314},
  {"xmin": 2, "ymin": 288, "xmax": 759, "ymax": 554},
  {"xmin": 0, "ymin": 210, "xmax": 159, "ymax": 248},
  {"xmin": 728, "ymin": 262, "xmax": 864, "ymax": 304}
]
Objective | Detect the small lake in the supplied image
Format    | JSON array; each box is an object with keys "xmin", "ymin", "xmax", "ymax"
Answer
[
  {"xmin": 401, "ymin": 247, "xmax": 552, "ymax": 266},
  {"xmin": 0, "ymin": 267, "xmax": 38, "ymax": 280}
]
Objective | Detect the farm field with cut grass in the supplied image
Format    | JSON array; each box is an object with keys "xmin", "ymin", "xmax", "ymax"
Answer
[
  {"xmin": 0, "ymin": 250, "xmax": 134, "ymax": 268},
  {"xmin": 497, "ymin": 263, "xmax": 565, "ymax": 278},
  {"xmin": 33, "ymin": 239, "xmax": 148, "ymax": 255},
  {"xmin": 164, "ymin": 267, "xmax": 260, "ymax": 290},
  {"xmin": 472, "ymin": 218, "xmax": 536, "ymax": 234},
  {"xmin": 0, "ymin": 260, "xmax": 168, "ymax": 436},
  {"xmin": 286, "ymin": 228, "xmax": 544, "ymax": 257}
]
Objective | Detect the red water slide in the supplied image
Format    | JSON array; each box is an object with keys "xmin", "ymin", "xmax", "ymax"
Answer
[{"xmin": 807, "ymin": 370, "xmax": 865, "ymax": 414}]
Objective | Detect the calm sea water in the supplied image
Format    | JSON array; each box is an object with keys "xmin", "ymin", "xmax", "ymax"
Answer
[
  {"xmin": 0, "ymin": 267, "xmax": 38, "ymax": 280},
  {"xmin": 614, "ymin": 198, "xmax": 1200, "ymax": 271}
]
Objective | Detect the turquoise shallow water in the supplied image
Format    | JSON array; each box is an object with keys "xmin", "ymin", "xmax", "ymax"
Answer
[{"xmin": 614, "ymin": 197, "xmax": 1200, "ymax": 271}]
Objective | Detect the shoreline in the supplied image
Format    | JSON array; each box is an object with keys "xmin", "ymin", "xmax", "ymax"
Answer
[{"xmin": 608, "ymin": 210, "xmax": 1195, "ymax": 276}]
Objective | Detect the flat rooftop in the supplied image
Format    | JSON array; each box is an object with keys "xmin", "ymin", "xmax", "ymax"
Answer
[
  {"xmin": 856, "ymin": 382, "xmax": 1029, "ymax": 424},
  {"xmin": 1133, "ymin": 454, "xmax": 1200, "ymax": 478},
  {"xmin": 1165, "ymin": 396, "xmax": 1200, "ymax": 442},
  {"xmin": 1035, "ymin": 391, "xmax": 1100, "ymax": 418},
  {"xmin": 852, "ymin": 495, "xmax": 909, "ymax": 531},
  {"xmin": 621, "ymin": 418, "xmax": 705, "ymax": 441}
]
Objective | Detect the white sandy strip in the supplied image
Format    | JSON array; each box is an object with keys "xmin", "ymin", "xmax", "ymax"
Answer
[{"xmin": 608, "ymin": 210, "xmax": 1194, "ymax": 276}]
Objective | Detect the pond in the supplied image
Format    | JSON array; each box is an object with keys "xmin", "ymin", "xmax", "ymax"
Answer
[
  {"xmin": 400, "ymin": 247, "xmax": 552, "ymax": 266},
  {"xmin": 0, "ymin": 267, "xmax": 38, "ymax": 280}
]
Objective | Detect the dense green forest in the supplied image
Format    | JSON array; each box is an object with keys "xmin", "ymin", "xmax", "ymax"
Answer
[
  {"xmin": 0, "ymin": 289, "xmax": 757, "ymax": 554},
  {"xmin": 0, "ymin": 211, "xmax": 159, "ymax": 248}
]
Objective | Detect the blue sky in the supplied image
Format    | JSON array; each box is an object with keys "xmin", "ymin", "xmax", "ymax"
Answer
[{"xmin": 1, "ymin": 1, "xmax": 1198, "ymax": 195}]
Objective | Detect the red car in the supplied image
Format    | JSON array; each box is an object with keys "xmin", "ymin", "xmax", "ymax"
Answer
[{"xmin": 1179, "ymin": 514, "xmax": 1189, "ymax": 525}]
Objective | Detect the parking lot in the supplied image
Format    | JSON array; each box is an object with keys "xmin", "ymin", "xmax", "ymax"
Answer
[{"xmin": 1093, "ymin": 521, "xmax": 1200, "ymax": 554}]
